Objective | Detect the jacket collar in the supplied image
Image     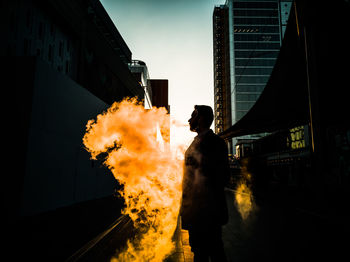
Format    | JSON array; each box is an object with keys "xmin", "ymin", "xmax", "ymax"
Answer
[{"xmin": 195, "ymin": 129, "xmax": 212, "ymax": 140}]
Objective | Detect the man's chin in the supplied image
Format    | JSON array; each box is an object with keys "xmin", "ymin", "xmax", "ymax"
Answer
[{"xmin": 189, "ymin": 126, "xmax": 198, "ymax": 132}]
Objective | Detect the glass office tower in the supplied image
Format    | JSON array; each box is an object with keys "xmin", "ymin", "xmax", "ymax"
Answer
[{"xmin": 213, "ymin": 0, "xmax": 292, "ymax": 153}]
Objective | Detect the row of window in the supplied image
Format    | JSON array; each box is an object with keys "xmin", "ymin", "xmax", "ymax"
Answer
[
  {"xmin": 8, "ymin": 37, "xmax": 72, "ymax": 75},
  {"xmin": 234, "ymin": 34, "xmax": 280, "ymax": 41},
  {"xmin": 6, "ymin": 5, "xmax": 74, "ymax": 75},
  {"xmin": 215, "ymin": 86, "xmax": 223, "ymax": 95},
  {"xmin": 235, "ymin": 58, "xmax": 277, "ymax": 66},
  {"xmin": 234, "ymin": 41, "xmax": 281, "ymax": 49},
  {"xmin": 216, "ymin": 94, "xmax": 223, "ymax": 102},
  {"xmin": 234, "ymin": 25, "xmax": 280, "ymax": 33},
  {"xmin": 236, "ymin": 101, "xmax": 256, "ymax": 110},
  {"xmin": 216, "ymin": 119, "xmax": 223, "ymax": 126},
  {"xmin": 24, "ymin": 9, "xmax": 72, "ymax": 54},
  {"xmin": 236, "ymin": 110, "xmax": 248, "ymax": 121},
  {"xmin": 235, "ymin": 50, "xmax": 279, "ymax": 59},
  {"xmin": 234, "ymin": 17, "xmax": 279, "ymax": 25},
  {"xmin": 214, "ymin": 41, "xmax": 280, "ymax": 52},
  {"xmin": 236, "ymin": 93, "xmax": 261, "ymax": 102},
  {"xmin": 236, "ymin": 84, "xmax": 265, "ymax": 93},
  {"xmin": 235, "ymin": 75, "xmax": 270, "ymax": 84},
  {"xmin": 235, "ymin": 67, "xmax": 273, "ymax": 75},
  {"xmin": 234, "ymin": 9, "xmax": 278, "ymax": 17},
  {"xmin": 233, "ymin": 2, "xmax": 278, "ymax": 9}
]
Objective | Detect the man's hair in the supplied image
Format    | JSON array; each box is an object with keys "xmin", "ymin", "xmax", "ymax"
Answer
[{"xmin": 195, "ymin": 105, "xmax": 214, "ymax": 128}]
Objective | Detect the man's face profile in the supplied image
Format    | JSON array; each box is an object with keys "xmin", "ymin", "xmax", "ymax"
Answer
[{"xmin": 188, "ymin": 110, "xmax": 200, "ymax": 132}]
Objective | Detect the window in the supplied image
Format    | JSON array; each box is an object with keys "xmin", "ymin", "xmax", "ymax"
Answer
[
  {"xmin": 235, "ymin": 67, "xmax": 273, "ymax": 76},
  {"xmin": 23, "ymin": 39, "xmax": 29, "ymax": 55},
  {"xmin": 236, "ymin": 93, "xmax": 260, "ymax": 102},
  {"xmin": 65, "ymin": 60, "xmax": 69, "ymax": 74},
  {"xmin": 48, "ymin": 44, "xmax": 53, "ymax": 62},
  {"xmin": 234, "ymin": 17, "xmax": 279, "ymax": 25},
  {"xmin": 50, "ymin": 22, "xmax": 55, "ymax": 36},
  {"xmin": 236, "ymin": 111, "xmax": 247, "ymax": 120},
  {"xmin": 236, "ymin": 75, "xmax": 270, "ymax": 84},
  {"xmin": 234, "ymin": 26, "xmax": 280, "ymax": 34},
  {"xmin": 59, "ymin": 41, "xmax": 63, "ymax": 58},
  {"xmin": 235, "ymin": 50, "xmax": 279, "ymax": 59},
  {"xmin": 38, "ymin": 22, "xmax": 44, "ymax": 40},
  {"xmin": 233, "ymin": 2, "xmax": 278, "ymax": 9},
  {"xmin": 234, "ymin": 34, "xmax": 280, "ymax": 41},
  {"xmin": 235, "ymin": 58, "xmax": 277, "ymax": 67},
  {"xmin": 234, "ymin": 9, "xmax": 278, "ymax": 17},
  {"xmin": 236, "ymin": 101, "xmax": 255, "ymax": 110},
  {"xmin": 26, "ymin": 9, "xmax": 32, "ymax": 29},
  {"xmin": 234, "ymin": 42, "xmax": 281, "ymax": 49},
  {"xmin": 236, "ymin": 84, "xmax": 265, "ymax": 93}
]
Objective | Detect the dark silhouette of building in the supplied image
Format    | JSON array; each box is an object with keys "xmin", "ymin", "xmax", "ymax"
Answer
[
  {"xmin": 1, "ymin": 0, "xmax": 145, "ymax": 259},
  {"xmin": 220, "ymin": 0, "xmax": 350, "ymax": 197},
  {"xmin": 218, "ymin": 3, "xmax": 349, "ymax": 260},
  {"xmin": 213, "ymin": 5, "xmax": 231, "ymax": 135},
  {"xmin": 1, "ymin": 0, "xmax": 143, "ymax": 105},
  {"xmin": 150, "ymin": 79, "xmax": 169, "ymax": 113}
]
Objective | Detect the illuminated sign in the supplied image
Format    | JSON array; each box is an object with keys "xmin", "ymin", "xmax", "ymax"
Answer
[{"xmin": 287, "ymin": 126, "xmax": 306, "ymax": 149}]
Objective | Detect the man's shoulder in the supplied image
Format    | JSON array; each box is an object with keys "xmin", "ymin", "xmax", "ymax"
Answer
[
  {"xmin": 203, "ymin": 130, "xmax": 226, "ymax": 145},
  {"xmin": 207, "ymin": 129, "xmax": 223, "ymax": 139}
]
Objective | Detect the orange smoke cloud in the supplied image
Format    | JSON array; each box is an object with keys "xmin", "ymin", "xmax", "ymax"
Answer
[
  {"xmin": 83, "ymin": 98, "xmax": 185, "ymax": 261},
  {"xmin": 234, "ymin": 162, "xmax": 255, "ymax": 221}
]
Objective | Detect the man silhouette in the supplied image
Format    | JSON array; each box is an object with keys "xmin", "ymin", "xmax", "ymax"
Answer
[{"xmin": 180, "ymin": 105, "xmax": 229, "ymax": 262}]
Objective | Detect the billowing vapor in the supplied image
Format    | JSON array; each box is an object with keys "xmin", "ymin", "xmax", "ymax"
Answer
[
  {"xmin": 83, "ymin": 98, "xmax": 185, "ymax": 261},
  {"xmin": 235, "ymin": 162, "xmax": 255, "ymax": 221}
]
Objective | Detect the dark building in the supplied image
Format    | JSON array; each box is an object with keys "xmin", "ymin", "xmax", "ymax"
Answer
[
  {"xmin": 1, "ymin": 0, "xmax": 145, "ymax": 259},
  {"xmin": 150, "ymin": 79, "xmax": 170, "ymax": 113},
  {"xmin": 213, "ymin": 5, "xmax": 231, "ymax": 135},
  {"xmin": 1, "ymin": 0, "xmax": 143, "ymax": 105},
  {"xmin": 218, "ymin": 2, "xmax": 349, "ymax": 259},
  {"xmin": 220, "ymin": 0, "xmax": 350, "ymax": 197},
  {"xmin": 150, "ymin": 79, "xmax": 170, "ymax": 151}
]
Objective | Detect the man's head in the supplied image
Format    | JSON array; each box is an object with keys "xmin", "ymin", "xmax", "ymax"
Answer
[{"xmin": 188, "ymin": 105, "xmax": 214, "ymax": 132}]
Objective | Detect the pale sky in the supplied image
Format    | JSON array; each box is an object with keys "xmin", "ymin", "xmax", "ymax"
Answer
[{"xmin": 100, "ymin": 0, "xmax": 225, "ymax": 128}]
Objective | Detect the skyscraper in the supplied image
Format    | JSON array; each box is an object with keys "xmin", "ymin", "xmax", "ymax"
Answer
[
  {"xmin": 213, "ymin": 5, "xmax": 231, "ymax": 135},
  {"xmin": 213, "ymin": 0, "xmax": 292, "ymax": 153}
]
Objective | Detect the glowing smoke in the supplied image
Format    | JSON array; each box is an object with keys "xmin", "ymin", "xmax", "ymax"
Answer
[
  {"xmin": 83, "ymin": 98, "xmax": 187, "ymax": 261},
  {"xmin": 234, "ymin": 160, "xmax": 255, "ymax": 221}
]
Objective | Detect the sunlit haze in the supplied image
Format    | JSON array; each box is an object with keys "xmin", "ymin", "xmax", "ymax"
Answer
[{"xmin": 100, "ymin": 0, "xmax": 225, "ymax": 143}]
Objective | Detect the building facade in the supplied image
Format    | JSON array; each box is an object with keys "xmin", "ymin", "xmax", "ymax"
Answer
[
  {"xmin": 213, "ymin": 0, "xmax": 292, "ymax": 153},
  {"xmin": 213, "ymin": 5, "xmax": 231, "ymax": 134},
  {"xmin": 1, "ymin": 0, "xmax": 144, "ymax": 219},
  {"xmin": 150, "ymin": 79, "xmax": 170, "ymax": 149},
  {"xmin": 150, "ymin": 79, "xmax": 170, "ymax": 113},
  {"xmin": 1, "ymin": 0, "xmax": 144, "ymax": 105},
  {"xmin": 129, "ymin": 60, "xmax": 153, "ymax": 109}
]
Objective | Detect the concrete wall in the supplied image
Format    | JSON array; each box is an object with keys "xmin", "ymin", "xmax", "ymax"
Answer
[{"xmin": 20, "ymin": 58, "xmax": 115, "ymax": 216}]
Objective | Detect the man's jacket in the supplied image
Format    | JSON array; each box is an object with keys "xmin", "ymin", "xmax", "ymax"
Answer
[{"xmin": 180, "ymin": 129, "xmax": 229, "ymax": 229}]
